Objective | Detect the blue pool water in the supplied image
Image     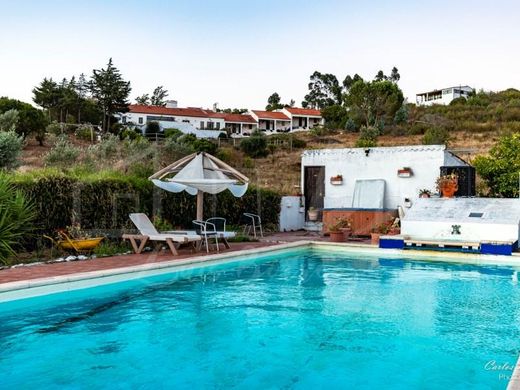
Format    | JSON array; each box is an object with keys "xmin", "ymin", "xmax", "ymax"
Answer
[{"xmin": 1, "ymin": 248, "xmax": 519, "ymax": 389}]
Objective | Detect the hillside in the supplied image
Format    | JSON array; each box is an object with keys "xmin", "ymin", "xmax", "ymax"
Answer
[{"xmin": 17, "ymin": 88, "xmax": 520, "ymax": 195}]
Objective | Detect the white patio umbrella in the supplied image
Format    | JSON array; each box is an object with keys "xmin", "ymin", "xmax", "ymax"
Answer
[{"xmin": 149, "ymin": 152, "xmax": 249, "ymax": 220}]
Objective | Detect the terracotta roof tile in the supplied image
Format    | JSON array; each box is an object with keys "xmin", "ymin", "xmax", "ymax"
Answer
[
  {"xmin": 222, "ymin": 113, "xmax": 257, "ymax": 123},
  {"xmin": 285, "ymin": 107, "xmax": 322, "ymax": 117},
  {"xmin": 252, "ymin": 110, "xmax": 290, "ymax": 120},
  {"xmin": 128, "ymin": 105, "xmax": 222, "ymax": 119}
]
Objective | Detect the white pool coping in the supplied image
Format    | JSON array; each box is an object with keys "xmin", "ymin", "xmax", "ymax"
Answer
[{"xmin": 1, "ymin": 241, "xmax": 520, "ymax": 303}]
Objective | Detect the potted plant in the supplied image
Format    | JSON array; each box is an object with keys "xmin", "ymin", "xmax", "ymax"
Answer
[
  {"xmin": 419, "ymin": 189, "xmax": 432, "ymax": 198},
  {"xmin": 436, "ymin": 173, "xmax": 458, "ymax": 198},
  {"xmin": 308, "ymin": 207, "xmax": 319, "ymax": 221},
  {"xmin": 339, "ymin": 217, "xmax": 354, "ymax": 239},
  {"xmin": 388, "ymin": 218, "xmax": 401, "ymax": 235},
  {"xmin": 370, "ymin": 222, "xmax": 390, "ymax": 245},
  {"xmin": 330, "ymin": 174, "xmax": 343, "ymax": 185},
  {"xmin": 328, "ymin": 218, "xmax": 351, "ymax": 242}
]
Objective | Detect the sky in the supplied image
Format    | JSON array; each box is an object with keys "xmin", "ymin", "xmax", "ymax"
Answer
[{"xmin": 1, "ymin": 0, "xmax": 519, "ymax": 110}]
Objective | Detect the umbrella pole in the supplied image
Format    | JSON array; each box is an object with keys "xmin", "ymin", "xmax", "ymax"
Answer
[{"xmin": 196, "ymin": 190, "xmax": 203, "ymax": 221}]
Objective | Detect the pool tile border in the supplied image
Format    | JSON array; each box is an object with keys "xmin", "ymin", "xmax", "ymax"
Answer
[{"xmin": 2, "ymin": 241, "xmax": 520, "ymax": 302}]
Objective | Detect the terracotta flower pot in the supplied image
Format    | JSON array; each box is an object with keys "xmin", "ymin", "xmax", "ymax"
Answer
[
  {"xmin": 329, "ymin": 231, "xmax": 345, "ymax": 243},
  {"xmin": 370, "ymin": 232, "xmax": 381, "ymax": 245},
  {"xmin": 441, "ymin": 183, "xmax": 458, "ymax": 198},
  {"xmin": 308, "ymin": 210, "xmax": 318, "ymax": 221},
  {"xmin": 341, "ymin": 227, "xmax": 352, "ymax": 241}
]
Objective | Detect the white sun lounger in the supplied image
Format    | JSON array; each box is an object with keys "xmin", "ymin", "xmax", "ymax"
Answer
[{"xmin": 123, "ymin": 213, "xmax": 202, "ymax": 255}]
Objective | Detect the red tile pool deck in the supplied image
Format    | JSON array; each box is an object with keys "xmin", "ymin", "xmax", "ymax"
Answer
[
  {"xmin": 0, "ymin": 231, "xmax": 372, "ymax": 286},
  {"xmin": 0, "ymin": 242, "xmax": 278, "ymax": 285}
]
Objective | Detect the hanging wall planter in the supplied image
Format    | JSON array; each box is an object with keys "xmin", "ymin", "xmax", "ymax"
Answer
[
  {"xmin": 330, "ymin": 175, "xmax": 343, "ymax": 185},
  {"xmin": 397, "ymin": 167, "xmax": 413, "ymax": 178}
]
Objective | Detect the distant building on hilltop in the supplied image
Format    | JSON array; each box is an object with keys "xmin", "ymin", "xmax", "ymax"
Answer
[{"xmin": 416, "ymin": 85, "xmax": 474, "ymax": 106}]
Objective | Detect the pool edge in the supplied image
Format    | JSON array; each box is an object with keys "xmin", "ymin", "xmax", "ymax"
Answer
[{"xmin": 2, "ymin": 241, "xmax": 520, "ymax": 300}]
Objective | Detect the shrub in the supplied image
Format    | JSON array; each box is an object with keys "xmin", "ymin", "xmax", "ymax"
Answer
[
  {"xmin": 119, "ymin": 128, "xmax": 142, "ymax": 141},
  {"xmin": 75, "ymin": 125, "xmax": 95, "ymax": 141},
  {"xmin": 89, "ymin": 134, "xmax": 119, "ymax": 160},
  {"xmin": 164, "ymin": 128, "xmax": 183, "ymax": 140},
  {"xmin": 192, "ymin": 138, "xmax": 218, "ymax": 154},
  {"xmin": 449, "ymin": 97, "xmax": 467, "ymax": 106},
  {"xmin": 145, "ymin": 121, "xmax": 161, "ymax": 134},
  {"xmin": 0, "ymin": 131, "xmax": 23, "ymax": 170},
  {"xmin": 240, "ymin": 131, "xmax": 268, "ymax": 158},
  {"xmin": 46, "ymin": 121, "xmax": 63, "ymax": 136},
  {"xmin": 291, "ymin": 138, "xmax": 307, "ymax": 149},
  {"xmin": 473, "ymin": 132, "xmax": 520, "ymax": 197},
  {"xmin": 0, "ymin": 174, "xmax": 35, "ymax": 264},
  {"xmin": 345, "ymin": 118, "xmax": 358, "ymax": 132},
  {"xmin": 355, "ymin": 126, "xmax": 378, "ymax": 147},
  {"xmin": 422, "ymin": 127, "xmax": 450, "ymax": 145},
  {"xmin": 393, "ymin": 105, "xmax": 409, "ymax": 124},
  {"xmin": 11, "ymin": 173, "xmax": 282, "ymax": 253},
  {"xmin": 162, "ymin": 137, "xmax": 195, "ymax": 161},
  {"xmin": 44, "ymin": 135, "xmax": 81, "ymax": 167},
  {"xmin": 0, "ymin": 109, "xmax": 19, "ymax": 132}
]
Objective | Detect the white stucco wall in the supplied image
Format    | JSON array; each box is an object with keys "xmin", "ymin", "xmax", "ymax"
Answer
[
  {"xmin": 121, "ymin": 112, "xmax": 225, "ymax": 130},
  {"xmin": 401, "ymin": 198, "xmax": 520, "ymax": 243},
  {"xmin": 301, "ymin": 145, "xmax": 466, "ymax": 210}
]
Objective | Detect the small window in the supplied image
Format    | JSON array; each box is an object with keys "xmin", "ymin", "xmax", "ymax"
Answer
[
  {"xmin": 216, "ymin": 122, "xmax": 220, "ymax": 129},
  {"xmin": 200, "ymin": 121, "xmax": 204, "ymax": 129},
  {"xmin": 122, "ymin": 116, "xmax": 127, "ymax": 124},
  {"xmin": 138, "ymin": 117, "xmax": 143, "ymax": 124},
  {"xmin": 469, "ymin": 212, "xmax": 483, "ymax": 218}
]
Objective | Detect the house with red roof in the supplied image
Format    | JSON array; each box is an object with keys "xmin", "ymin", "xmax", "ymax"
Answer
[
  {"xmin": 281, "ymin": 107, "xmax": 324, "ymax": 131},
  {"xmin": 221, "ymin": 113, "xmax": 258, "ymax": 137},
  {"xmin": 120, "ymin": 102, "xmax": 226, "ymax": 136},
  {"xmin": 250, "ymin": 110, "xmax": 292, "ymax": 133}
]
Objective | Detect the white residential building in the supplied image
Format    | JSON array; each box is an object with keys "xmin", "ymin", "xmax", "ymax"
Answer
[
  {"xmin": 281, "ymin": 107, "xmax": 325, "ymax": 131},
  {"xmin": 301, "ymin": 145, "xmax": 469, "ymax": 212},
  {"xmin": 221, "ymin": 113, "xmax": 258, "ymax": 137},
  {"xmin": 250, "ymin": 110, "xmax": 292, "ymax": 133},
  {"xmin": 118, "ymin": 104, "xmax": 226, "ymax": 138},
  {"xmin": 416, "ymin": 85, "xmax": 474, "ymax": 106}
]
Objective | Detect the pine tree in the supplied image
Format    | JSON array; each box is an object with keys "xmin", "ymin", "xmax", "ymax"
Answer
[{"xmin": 90, "ymin": 58, "xmax": 131, "ymax": 132}]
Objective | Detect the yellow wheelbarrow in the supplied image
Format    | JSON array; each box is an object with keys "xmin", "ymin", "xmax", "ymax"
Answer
[{"xmin": 44, "ymin": 231, "xmax": 104, "ymax": 255}]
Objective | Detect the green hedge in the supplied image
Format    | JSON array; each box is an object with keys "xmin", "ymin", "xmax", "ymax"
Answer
[{"xmin": 13, "ymin": 173, "xmax": 281, "ymax": 240}]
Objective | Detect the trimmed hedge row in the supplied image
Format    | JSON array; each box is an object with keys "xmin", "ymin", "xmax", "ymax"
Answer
[{"xmin": 14, "ymin": 174, "xmax": 281, "ymax": 238}]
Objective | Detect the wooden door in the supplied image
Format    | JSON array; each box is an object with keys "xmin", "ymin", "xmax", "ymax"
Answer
[{"xmin": 304, "ymin": 166, "xmax": 325, "ymax": 221}]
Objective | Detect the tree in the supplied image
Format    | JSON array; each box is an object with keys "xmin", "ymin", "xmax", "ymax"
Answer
[
  {"xmin": 32, "ymin": 78, "xmax": 60, "ymax": 120},
  {"xmin": 90, "ymin": 58, "xmax": 131, "ymax": 132},
  {"xmin": 343, "ymin": 74, "xmax": 363, "ymax": 90},
  {"xmin": 0, "ymin": 97, "xmax": 48, "ymax": 145},
  {"xmin": 374, "ymin": 70, "xmax": 386, "ymax": 81},
  {"xmin": 151, "ymin": 86, "xmax": 168, "ymax": 106},
  {"xmin": 217, "ymin": 108, "xmax": 248, "ymax": 114},
  {"xmin": 321, "ymin": 105, "xmax": 348, "ymax": 129},
  {"xmin": 302, "ymin": 71, "xmax": 342, "ymax": 109},
  {"xmin": 473, "ymin": 133, "xmax": 520, "ymax": 197},
  {"xmin": 390, "ymin": 67, "xmax": 400, "ymax": 83},
  {"xmin": 0, "ymin": 109, "xmax": 19, "ymax": 132},
  {"xmin": 266, "ymin": 92, "xmax": 284, "ymax": 111},
  {"xmin": 136, "ymin": 94, "xmax": 150, "ymax": 105},
  {"xmin": 345, "ymin": 79, "xmax": 404, "ymax": 129},
  {"xmin": 76, "ymin": 73, "xmax": 89, "ymax": 122}
]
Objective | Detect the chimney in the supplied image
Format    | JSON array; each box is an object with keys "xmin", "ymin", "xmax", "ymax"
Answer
[{"xmin": 165, "ymin": 100, "xmax": 178, "ymax": 108}]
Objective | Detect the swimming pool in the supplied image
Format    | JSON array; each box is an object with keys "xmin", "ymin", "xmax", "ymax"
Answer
[{"xmin": 1, "ymin": 247, "xmax": 519, "ymax": 389}]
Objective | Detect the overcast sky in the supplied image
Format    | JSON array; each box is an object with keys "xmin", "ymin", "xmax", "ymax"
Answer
[{"xmin": 1, "ymin": 0, "xmax": 519, "ymax": 110}]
